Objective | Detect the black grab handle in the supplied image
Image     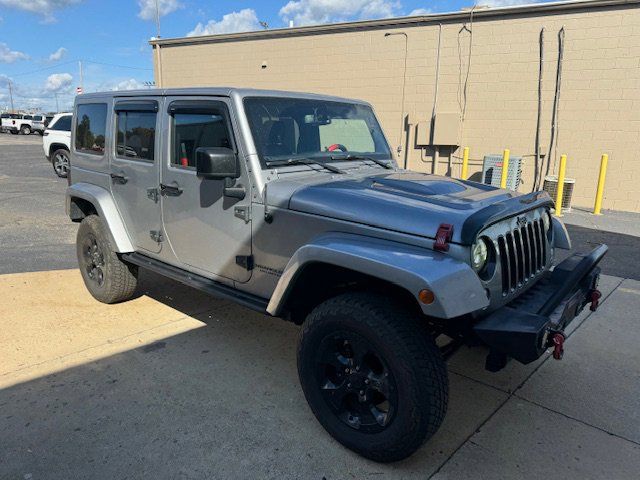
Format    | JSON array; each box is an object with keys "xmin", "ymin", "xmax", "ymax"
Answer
[{"xmin": 160, "ymin": 183, "xmax": 183, "ymax": 197}]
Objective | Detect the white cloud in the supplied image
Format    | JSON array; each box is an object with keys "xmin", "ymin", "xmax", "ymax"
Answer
[
  {"xmin": 48, "ymin": 47, "xmax": 67, "ymax": 62},
  {"xmin": 279, "ymin": 0, "xmax": 400, "ymax": 26},
  {"xmin": 0, "ymin": 0, "xmax": 82, "ymax": 22},
  {"xmin": 409, "ymin": 8, "xmax": 431, "ymax": 15},
  {"xmin": 187, "ymin": 8, "xmax": 261, "ymax": 37},
  {"xmin": 138, "ymin": 0, "xmax": 181, "ymax": 21},
  {"xmin": 45, "ymin": 73, "xmax": 73, "ymax": 93},
  {"xmin": 0, "ymin": 43, "xmax": 29, "ymax": 63},
  {"xmin": 111, "ymin": 79, "xmax": 146, "ymax": 91}
]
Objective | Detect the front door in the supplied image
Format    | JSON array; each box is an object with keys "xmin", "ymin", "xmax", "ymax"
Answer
[
  {"xmin": 160, "ymin": 97, "xmax": 252, "ymax": 282},
  {"xmin": 110, "ymin": 98, "xmax": 162, "ymax": 254}
]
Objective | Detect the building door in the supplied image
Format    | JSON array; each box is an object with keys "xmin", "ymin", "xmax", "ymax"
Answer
[
  {"xmin": 160, "ymin": 97, "xmax": 252, "ymax": 283},
  {"xmin": 110, "ymin": 98, "xmax": 163, "ymax": 254}
]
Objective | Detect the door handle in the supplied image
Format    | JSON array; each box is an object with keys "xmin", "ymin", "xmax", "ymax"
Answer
[
  {"xmin": 110, "ymin": 172, "xmax": 128, "ymax": 184},
  {"xmin": 160, "ymin": 183, "xmax": 183, "ymax": 197}
]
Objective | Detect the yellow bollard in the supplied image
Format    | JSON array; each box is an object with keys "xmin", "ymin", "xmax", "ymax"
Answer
[
  {"xmin": 461, "ymin": 147, "xmax": 470, "ymax": 180},
  {"xmin": 500, "ymin": 149, "xmax": 510, "ymax": 189},
  {"xmin": 593, "ymin": 154, "xmax": 609, "ymax": 215},
  {"xmin": 555, "ymin": 154, "xmax": 568, "ymax": 217}
]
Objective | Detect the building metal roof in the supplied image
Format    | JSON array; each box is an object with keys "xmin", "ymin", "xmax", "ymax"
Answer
[{"xmin": 150, "ymin": 0, "xmax": 639, "ymax": 47}]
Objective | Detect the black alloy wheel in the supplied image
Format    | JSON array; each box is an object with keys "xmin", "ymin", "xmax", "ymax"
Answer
[
  {"xmin": 317, "ymin": 332, "xmax": 397, "ymax": 433},
  {"xmin": 81, "ymin": 232, "xmax": 105, "ymax": 288}
]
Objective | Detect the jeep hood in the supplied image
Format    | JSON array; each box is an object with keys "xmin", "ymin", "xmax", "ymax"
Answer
[{"xmin": 286, "ymin": 172, "xmax": 553, "ymax": 244}]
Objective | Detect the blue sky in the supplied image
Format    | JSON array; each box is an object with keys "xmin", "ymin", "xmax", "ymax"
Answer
[{"xmin": 0, "ymin": 0, "xmax": 545, "ymax": 112}]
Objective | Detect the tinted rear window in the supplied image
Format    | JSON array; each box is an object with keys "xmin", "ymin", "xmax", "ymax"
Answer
[
  {"xmin": 75, "ymin": 104, "xmax": 107, "ymax": 155},
  {"xmin": 51, "ymin": 115, "xmax": 72, "ymax": 132}
]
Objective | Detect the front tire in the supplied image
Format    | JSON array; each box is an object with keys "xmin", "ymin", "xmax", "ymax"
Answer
[
  {"xmin": 76, "ymin": 215, "xmax": 138, "ymax": 304},
  {"xmin": 297, "ymin": 292, "xmax": 448, "ymax": 462},
  {"xmin": 51, "ymin": 148, "xmax": 70, "ymax": 178}
]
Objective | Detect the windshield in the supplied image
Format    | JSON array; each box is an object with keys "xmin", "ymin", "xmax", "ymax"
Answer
[{"xmin": 243, "ymin": 97, "xmax": 391, "ymax": 168}]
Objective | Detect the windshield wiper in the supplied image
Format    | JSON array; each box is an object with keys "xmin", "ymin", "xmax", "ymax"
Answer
[
  {"xmin": 331, "ymin": 154, "xmax": 394, "ymax": 170},
  {"xmin": 266, "ymin": 157, "xmax": 346, "ymax": 174}
]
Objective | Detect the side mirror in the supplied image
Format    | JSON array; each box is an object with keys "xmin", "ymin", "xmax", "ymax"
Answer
[{"xmin": 195, "ymin": 147, "xmax": 239, "ymax": 180}]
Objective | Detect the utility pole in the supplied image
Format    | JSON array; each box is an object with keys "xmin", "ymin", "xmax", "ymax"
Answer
[
  {"xmin": 79, "ymin": 60, "xmax": 84, "ymax": 92},
  {"xmin": 8, "ymin": 80, "xmax": 15, "ymax": 112},
  {"xmin": 54, "ymin": 93, "xmax": 59, "ymax": 113}
]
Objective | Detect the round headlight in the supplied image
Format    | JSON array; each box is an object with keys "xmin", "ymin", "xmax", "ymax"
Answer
[
  {"xmin": 542, "ymin": 210, "xmax": 551, "ymax": 232},
  {"xmin": 471, "ymin": 238, "xmax": 489, "ymax": 271}
]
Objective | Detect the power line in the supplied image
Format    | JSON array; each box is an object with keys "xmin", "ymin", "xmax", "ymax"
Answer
[
  {"xmin": 10, "ymin": 61, "xmax": 77, "ymax": 77},
  {"xmin": 8, "ymin": 59, "xmax": 153, "ymax": 78},
  {"xmin": 81, "ymin": 60, "xmax": 153, "ymax": 71}
]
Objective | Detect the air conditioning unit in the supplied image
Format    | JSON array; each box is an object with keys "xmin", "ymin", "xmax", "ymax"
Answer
[
  {"xmin": 481, "ymin": 154, "xmax": 522, "ymax": 191},
  {"xmin": 543, "ymin": 175, "xmax": 575, "ymax": 213}
]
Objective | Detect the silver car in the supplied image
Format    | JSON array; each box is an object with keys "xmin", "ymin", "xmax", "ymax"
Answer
[{"xmin": 66, "ymin": 88, "xmax": 607, "ymax": 462}]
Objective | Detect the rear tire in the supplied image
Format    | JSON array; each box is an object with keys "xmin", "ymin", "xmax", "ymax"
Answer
[
  {"xmin": 297, "ymin": 292, "xmax": 448, "ymax": 463},
  {"xmin": 52, "ymin": 148, "xmax": 70, "ymax": 178},
  {"xmin": 20, "ymin": 125, "xmax": 31, "ymax": 135},
  {"xmin": 76, "ymin": 215, "xmax": 138, "ymax": 304}
]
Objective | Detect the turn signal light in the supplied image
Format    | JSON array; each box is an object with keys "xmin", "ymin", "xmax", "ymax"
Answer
[{"xmin": 418, "ymin": 289, "xmax": 435, "ymax": 305}]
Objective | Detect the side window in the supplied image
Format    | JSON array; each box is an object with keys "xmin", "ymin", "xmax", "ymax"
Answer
[
  {"xmin": 171, "ymin": 110, "xmax": 233, "ymax": 169},
  {"xmin": 23, "ymin": 115, "xmax": 33, "ymax": 120},
  {"xmin": 116, "ymin": 111, "xmax": 156, "ymax": 161},
  {"xmin": 75, "ymin": 103, "xmax": 107, "ymax": 155},
  {"xmin": 52, "ymin": 115, "xmax": 72, "ymax": 132}
]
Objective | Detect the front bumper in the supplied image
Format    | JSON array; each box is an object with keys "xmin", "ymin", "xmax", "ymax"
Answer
[{"xmin": 473, "ymin": 244, "xmax": 607, "ymax": 370}]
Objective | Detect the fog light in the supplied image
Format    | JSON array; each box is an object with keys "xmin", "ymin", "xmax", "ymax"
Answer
[{"xmin": 418, "ymin": 289, "xmax": 435, "ymax": 305}]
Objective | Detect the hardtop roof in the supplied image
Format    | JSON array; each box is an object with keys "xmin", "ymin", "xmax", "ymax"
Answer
[{"xmin": 75, "ymin": 87, "xmax": 370, "ymax": 106}]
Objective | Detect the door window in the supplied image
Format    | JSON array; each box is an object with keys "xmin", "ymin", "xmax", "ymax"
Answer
[
  {"xmin": 75, "ymin": 103, "xmax": 107, "ymax": 155},
  {"xmin": 116, "ymin": 111, "xmax": 156, "ymax": 161},
  {"xmin": 171, "ymin": 110, "xmax": 233, "ymax": 169}
]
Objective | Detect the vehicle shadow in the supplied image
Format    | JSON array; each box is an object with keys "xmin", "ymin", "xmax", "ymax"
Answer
[{"xmin": 1, "ymin": 270, "xmax": 507, "ymax": 479}]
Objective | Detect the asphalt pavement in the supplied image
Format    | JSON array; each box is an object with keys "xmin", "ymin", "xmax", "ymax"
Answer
[{"xmin": 1, "ymin": 134, "xmax": 639, "ymax": 479}]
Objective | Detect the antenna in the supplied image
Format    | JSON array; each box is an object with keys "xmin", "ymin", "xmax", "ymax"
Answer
[
  {"xmin": 79, "ymin": 61, "xmax": 84, "ymax": 92},
  {"xmin": 155, "ymin": 0, "xmax": 161, "ymax": 38}
]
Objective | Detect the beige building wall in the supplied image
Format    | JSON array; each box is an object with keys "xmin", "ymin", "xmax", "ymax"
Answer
[{"xmin": 152, "ymin": 0, "xmax": 640, "ymax": 212}]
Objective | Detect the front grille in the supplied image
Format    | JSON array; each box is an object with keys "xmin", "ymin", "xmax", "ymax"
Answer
[{"xmin": 496, "ymin": 217, "xmax": 548, "ymax": 295}]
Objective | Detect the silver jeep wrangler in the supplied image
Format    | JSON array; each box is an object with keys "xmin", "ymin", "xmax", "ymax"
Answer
[{"xmin": 66, "ymin": 88, "xmax": 606, "ymax": 462}]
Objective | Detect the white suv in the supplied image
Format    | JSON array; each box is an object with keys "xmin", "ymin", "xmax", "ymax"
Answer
[{"xmin": 43, "ymin": 112, "xmax": 72, "ymax": 178}]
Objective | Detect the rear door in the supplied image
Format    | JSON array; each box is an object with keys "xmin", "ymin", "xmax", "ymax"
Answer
[
  {"xmin": 110, "ymin": 98, "xmax": 163, "ymax": 254},
  {"xmin": 160, "ymin": 96, "xmax": 252, "ymax": 282}
]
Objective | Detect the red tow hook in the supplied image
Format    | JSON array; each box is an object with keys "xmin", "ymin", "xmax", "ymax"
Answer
[
  {"xmin": 551, "ymin": 332, "xmax": 565, "ymax": 360},
  {"xmin": 589, "ymin": 289, "xmax": 602, "ymax": 311}
]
